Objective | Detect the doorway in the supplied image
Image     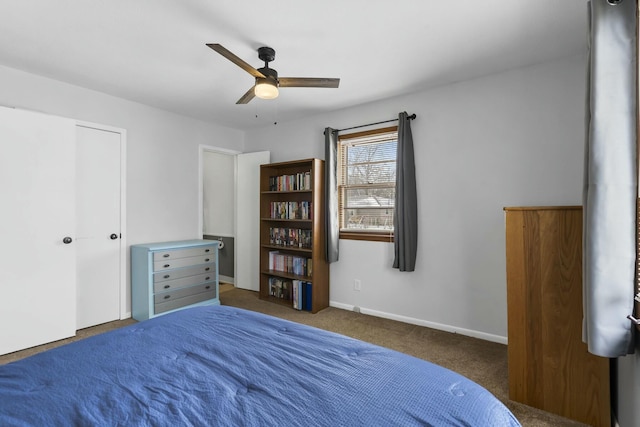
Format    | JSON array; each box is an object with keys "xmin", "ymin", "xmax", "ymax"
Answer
[
  {"xmin": 199, "ymin": 146, "xmax": 269, "ymax": 291},
  {"xmin": 202, "ymin": 150, "xmax": 236, "ymax": 284}
]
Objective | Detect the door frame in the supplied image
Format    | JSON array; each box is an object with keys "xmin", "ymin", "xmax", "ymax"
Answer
[{"xmin": 76, "ymin": 120, "xmax": 128, "ymax": 320}]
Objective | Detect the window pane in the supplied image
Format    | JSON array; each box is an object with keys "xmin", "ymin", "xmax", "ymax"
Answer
[
  {"xmin": 343, "ymin": 207, "xmax": 394, "ymax": 231},
  {"xmin": 347, "ymin": 140, "xmax": 396, "ymax": 162},
  {"xmin": 347, "ymin": 161, "xmax": 395, "ymax": 185},
  {"xmin": 344, "ymin": 187, "xmax": 394, "ymax": 208},
  {"xmin": 342, "ymin": 186, "xmax": 394, "ymax": 231},
  {"xmin": 338, "ymin": 127, "xmax": 398, "ymax": 238},
  {"xmin": 346, "ymin": 141, "xmax": 397, "ymax": 186}
]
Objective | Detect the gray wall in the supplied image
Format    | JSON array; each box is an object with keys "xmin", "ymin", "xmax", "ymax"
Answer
[
  {"xmin": 204, "ymin": 235, "xmax": 235, "ymax": 280},
  {"xmin": 245, "ymin": 54, "xmax": 586, "ymax": 343}
]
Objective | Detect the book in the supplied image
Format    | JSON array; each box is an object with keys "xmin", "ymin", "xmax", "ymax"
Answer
[
  {"xmin": 268, "ymin": 171, "xmax": 312, "ymax": 191},
  {"xmin": 302, "ymin": 281, "xmax": 312, "ymax": 311},
  {"xmin": 292, "ymin": 280, "xmax": 302, "ymax": 310}
]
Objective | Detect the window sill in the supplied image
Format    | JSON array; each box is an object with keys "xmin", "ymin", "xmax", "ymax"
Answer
[{"xmin": 339, "ymin": 231, "xmax": 394, "ymax": 243}]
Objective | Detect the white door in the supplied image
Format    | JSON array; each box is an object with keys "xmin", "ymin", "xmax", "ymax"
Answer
[
  {"xmin": 76, "ymin": 125, "xmax": 122, "ymax": 329},
  {"xmin": 235, "ymin": 151, "xmax": 270, "ymax": 291},
  {"xmin": 0, "ymin": 107, "xmax": 77, "ymax": 355}
]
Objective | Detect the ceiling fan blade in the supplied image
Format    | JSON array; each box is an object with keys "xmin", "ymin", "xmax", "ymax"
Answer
[
  {"xmin": 206, "ymin": 43, "xmax": 265, "ymax": 78},
  {"xmin": 279, "ymin": 77, "xmax": 340, "ymax": 88},
  {"xmin": 236, "ymin": 86, "xmax": 256, "ymax": 104}
]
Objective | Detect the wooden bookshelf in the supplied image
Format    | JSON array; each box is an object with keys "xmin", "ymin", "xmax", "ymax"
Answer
[{"xmin": 259, "ymin": 158, "xmax": 329, "ymax": 313}]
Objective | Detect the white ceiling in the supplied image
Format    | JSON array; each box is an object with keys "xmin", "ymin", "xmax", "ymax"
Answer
[{"xmin": 0, "ymin": 0, "xmax": 589, "ymax": 130}]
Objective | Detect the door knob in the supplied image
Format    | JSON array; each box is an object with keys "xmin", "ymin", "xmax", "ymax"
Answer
[
  {"xmin": 63, "ymin": 237, "xmax": 72, "ymax": 244},
  {"xmin": 110, "ymin": 233, "xmax": 118, "ymax": 240}
]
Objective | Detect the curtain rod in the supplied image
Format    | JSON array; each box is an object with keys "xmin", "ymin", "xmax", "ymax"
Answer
[{"xmin": 336, "ymin": 113, "xmax": 416, "ymax": 133}]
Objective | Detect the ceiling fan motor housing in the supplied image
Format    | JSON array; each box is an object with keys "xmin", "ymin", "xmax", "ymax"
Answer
[
  {"xmin": 258, "ymin": 46, "xmax": 276, "ymax": 63},
  {"xmin": 258, "ymin": 66, "xmax": 278, "ymax": 83}
]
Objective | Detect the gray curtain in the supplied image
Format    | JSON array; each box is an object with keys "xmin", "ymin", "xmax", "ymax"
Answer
[
  {"xmin": 393, "ymin": 112, "xmax": 417, "ymax": 272},
  {"xmin": 325, "ymin": 127, "xmax": 339, "ymax": 263},
  {"xmin": 583, "ymin": 0, "xmax": 637, "ymax": 357}
]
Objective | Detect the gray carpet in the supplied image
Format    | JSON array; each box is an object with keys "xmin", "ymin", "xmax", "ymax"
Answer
[{"xmin": 0, "ymin": 287, "xmax": 590, "ymax": 427}]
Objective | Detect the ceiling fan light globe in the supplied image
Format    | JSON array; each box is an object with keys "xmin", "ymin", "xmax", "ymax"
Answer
[{"xmin": 255, "ymin": 79, "xmax": 279, "ymax": 100}]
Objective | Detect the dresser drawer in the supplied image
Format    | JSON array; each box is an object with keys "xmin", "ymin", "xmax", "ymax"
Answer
[
  {"xmin": 153, "ymin": 273, "xmax": 215, "ymax": 293},
  {"xmin": 153, "ymin": 264, "xmax": 214, "ymax": 283},
  {"xmin": 153, "ymin": 246, "xmax": 216, "ymax": 262},
  {"xmin": 154, "ymin": 289, "xmax": 217, "ymax": 314},
  {"xmin": 154, "ymin": 282, "xmax": 216, "ymax": 304},
  {"xmin": 153, "ymin": 254, "xmax": 215, "ymax": 272}
]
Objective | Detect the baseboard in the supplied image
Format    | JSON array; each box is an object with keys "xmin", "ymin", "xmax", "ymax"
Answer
[{"xmin": 329, "ymin": 301, "xmax": 507, "ymax": 345}]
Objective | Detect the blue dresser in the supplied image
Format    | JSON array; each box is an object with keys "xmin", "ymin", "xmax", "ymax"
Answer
[{"xmin": 131, "ymin": 240, "xmax": 219, "ymax": 321}]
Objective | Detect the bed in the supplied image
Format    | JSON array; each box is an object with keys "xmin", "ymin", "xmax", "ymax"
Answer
[{"xmin": 0, "ymin": 305, "xmax": 520, "ymax": 426}]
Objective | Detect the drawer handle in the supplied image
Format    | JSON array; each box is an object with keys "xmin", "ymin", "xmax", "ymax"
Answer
[
  {"xmin": 205, "ymin": 276, "xmax": 210, "ymax": 280},
  {"xmin": 205, "ymin": 258, "xmax": 210, "ymax": 262},
  {"xmin": 164, "ymin": 285, "xmax": 170, "ymax": 289},
  {"xmin": 164, "ymin": 295, "xmax": 171, "ymax": 300},
  {"xmin": 163, "ymin": 254, "xmax": 170, "ymax": 258},
  {"xmin": 164, "ymin": 264, "xmax": 170, "ymax": 268},
  {"xmin": 205, "ymin": 267, "xmax": 210, "ymax": 271},
  {"xmin": 205, "ymin": 285, "xmax": 211, "ymax": 289},
  {"xmin": 164, "ymin": 275, "xmax": 170, "ymax": 279},
  {"xmin": 205, "ymin": 249, "xmax": 210, "ymax": 253}
]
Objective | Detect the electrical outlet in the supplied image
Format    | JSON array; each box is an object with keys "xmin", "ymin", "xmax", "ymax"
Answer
[{"xmin": 354, "ymin": 279, "xmax": 362, "ymax": 291}]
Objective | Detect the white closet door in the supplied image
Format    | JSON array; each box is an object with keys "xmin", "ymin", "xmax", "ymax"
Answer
[
  {"xmin": 75, "ymin": 125, "xmax": 122, "ymax": 329},
  {"xmin": 0, "ymin": 107, "xmax": 77, "ymax": 355},
  {"xmin": 235, "ymin": 151, "xmax": 270, "ymax": 291}
]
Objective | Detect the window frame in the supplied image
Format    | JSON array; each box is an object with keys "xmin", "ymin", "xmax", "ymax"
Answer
[{"xmin": 337, "ymin": 125, "xmax": 398, "ymax": 242}]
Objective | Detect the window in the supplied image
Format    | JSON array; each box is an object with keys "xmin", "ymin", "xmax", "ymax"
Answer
[{"xmin": 338, "ymin": 126, "xmax": 397, "ymax": 242}]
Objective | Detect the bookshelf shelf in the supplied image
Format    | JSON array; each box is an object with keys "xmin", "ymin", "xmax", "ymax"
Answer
[
  {"xmin": 261, "ymin": 218, "xmax": 312, "ymax": 223},
  {"xmin": 261, "ymin": 244, "xmax": 313, "ymax": 254},
  {"xmin": 261, "ymin": 190, "xmax": 312, "ymax": 194},
  {"xmin": 259, "ymin": 158, "xmax": 329, "ymax": 313},
  {"xmin": 261, "ymin": 270, "xmax": 311, "ymax": 281}
]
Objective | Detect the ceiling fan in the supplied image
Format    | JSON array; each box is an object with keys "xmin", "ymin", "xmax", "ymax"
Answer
[{"xmin": 206, "ymin": 44, "xmax": 340, "ymax": 104}]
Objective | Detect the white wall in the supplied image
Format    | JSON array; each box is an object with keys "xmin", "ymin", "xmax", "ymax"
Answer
[
  {"xmin": 0, "ymin": 64, "xmax": 244, "ymax": 311},
  {"xmin": 245, "ymin": 54, "xmax": 586, "ymax": 342}
]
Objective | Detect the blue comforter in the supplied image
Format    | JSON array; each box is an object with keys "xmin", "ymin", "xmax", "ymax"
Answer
[{"xmin": 0, "ymin": 305, "xmax": 520, "ymax": 426}]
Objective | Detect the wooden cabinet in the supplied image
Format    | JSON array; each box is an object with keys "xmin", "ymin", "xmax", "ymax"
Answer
[
  {"xmin": 259, "ymin": 159, "xmax": 329, "ymax": 313},
  {"xmin": 131, "ymin": 240, "xmax": 219, "ymax": 321},
  {"xmin": 504, "ymin": 206, "xmax": 610, "ymax": 427}
]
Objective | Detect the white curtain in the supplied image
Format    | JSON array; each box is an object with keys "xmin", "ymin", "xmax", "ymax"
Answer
[{"xmin": 583, "ymin": 0, "xmax": 637, "ymax": 357}]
